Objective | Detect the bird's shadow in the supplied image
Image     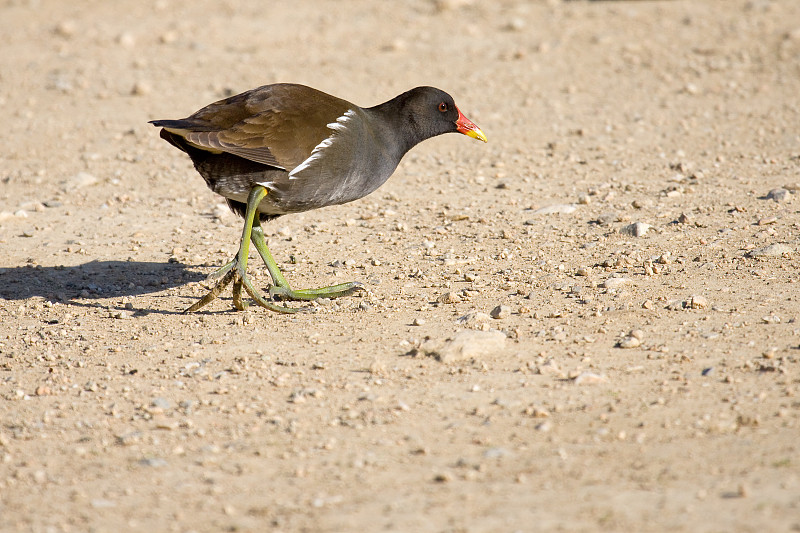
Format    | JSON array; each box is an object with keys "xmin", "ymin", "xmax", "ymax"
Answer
[{"xmin": 0, "ymin": 260, "xmax": 206, "ymax": 315}]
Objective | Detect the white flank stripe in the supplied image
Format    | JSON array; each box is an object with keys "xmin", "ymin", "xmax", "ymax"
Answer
[{"xmin": 288, "ymin": 110, "xmax": 355, "ymax": 179}]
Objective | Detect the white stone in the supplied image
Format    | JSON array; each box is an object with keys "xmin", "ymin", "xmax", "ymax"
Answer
[
  {"xmin": 421, "ymin": 330, "xmax": 506, "ymax": 363},
  {"xmin": 532, "ymin": 204, "xmax": 577, "ymax": 216}
]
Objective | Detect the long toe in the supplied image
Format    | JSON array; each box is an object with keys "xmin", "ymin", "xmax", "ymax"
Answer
[
  {"xmin": 205, "ymin": 259, "xmax": 235, "ymax": 282},
  {"xmin": 184, "ymin": 268, "xmax": 236, "ymax": 313},
  {"xmin": 185, "ymin": 259, "xmax": 302, "ymax": 314},
  {"xmin": 268, "ymin": 281, "xmax": 365, "ymax": 302},
  {"xmin": 240, "ymin": 274, "xmax": 302, "ymax": 313}
]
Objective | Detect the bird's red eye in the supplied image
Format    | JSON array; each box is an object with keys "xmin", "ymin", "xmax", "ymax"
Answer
[{"xmin": 438, "ymin": 102, "xmax": 448, "ymax": 112}]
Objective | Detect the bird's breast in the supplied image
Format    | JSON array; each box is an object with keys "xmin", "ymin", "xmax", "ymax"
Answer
[{"xmin": 271, "ymin": 110, "xmax": 401, "ymax": 212}]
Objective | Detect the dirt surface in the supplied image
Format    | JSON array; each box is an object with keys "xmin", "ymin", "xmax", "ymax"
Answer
[{"xmin": 2, "ymin": 0, "xmax": 800, "ymax": 531}]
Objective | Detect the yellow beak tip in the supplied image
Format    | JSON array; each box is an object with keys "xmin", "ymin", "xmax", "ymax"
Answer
[{"xmin": 467, "ymin": 128, "xmax": 488, "ymax": 143}]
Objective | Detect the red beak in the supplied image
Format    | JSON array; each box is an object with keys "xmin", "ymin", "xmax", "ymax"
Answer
[{"xmin": 455, "ymin": 106, "xmax": 487, "ymax": 142}]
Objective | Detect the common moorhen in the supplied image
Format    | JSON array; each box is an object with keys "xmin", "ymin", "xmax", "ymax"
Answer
[{"xmin": 151, "ymin": 83, "xmax": 486, "ymax": 313}]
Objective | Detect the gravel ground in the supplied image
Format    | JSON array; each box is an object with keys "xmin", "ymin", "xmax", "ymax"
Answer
[{"xmin": 1, "ymin": 1, "xmax": 799, "ymax": 531}]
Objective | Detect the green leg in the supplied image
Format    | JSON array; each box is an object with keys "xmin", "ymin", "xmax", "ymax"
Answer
[
  {"xmin": 184, "ymin": 186, "xmax": 299, "ymax": 314},
  {"xmin": 249, "ymin": 217, "xmax": 364, "ymax": 301}
]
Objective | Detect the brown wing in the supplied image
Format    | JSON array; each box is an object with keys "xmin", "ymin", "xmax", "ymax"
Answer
[{"xmin": 154, "ymin": 84, "xmax": 354, "ymax": 170}]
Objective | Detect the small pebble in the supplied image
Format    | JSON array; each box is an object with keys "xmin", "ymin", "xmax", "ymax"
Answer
[
  {"xmin": 531, "ymin": 204, "xmax": 576, "ymax": 216},
  {"xmin": 665, "ymin": 299, "xmax": 685, "ymax": 311},
  {"xmin": 456, "ymin": 311, "xmax": 491, "ymax": 325},
  {"xmin": 573, "ymin": 372, "xmax": 607, "ymax": 385},
  {"xmin": 602, "ymin": 277, "xmax": 632, "ymax": 289},
  {"xmin": 153, "ymin": 416, "xmax": 177, "ymax": 430},
  {"xmin": 67, "ymin": 172, "xmax": 99, "ymax": 189},
  {"xmin": 689, "ymin": 295, "xmax": 709, "ymax": 309},
  {"xmin": 131, "ymin": 81, "xmax": 152, "ymax": 96},
  {"xmin": 505, "ymin": 18, "xmax": 525, "ymax": 32},
  {"xmin": 765, "ymin": 188, "xmax": 790, "ymax": 202},
  {"xmin": 437, "ymin": 291, "xmax": 460, "ymax": 304},
  {"xmin": 383, "ymin": 38, "xmax": 407, "ymax": 52},
  {"xmin": 420, "ymin": 330, "xmax": 506, "ymax": 363},
  {"xmin": 159, "ymin": 30, "xmax": 178, "ymax": 44},
  {"xmin": 54, "ymin": 20, "xmax": 77, "ymax": 38},
  {"xmin": 412, "ymin": 317, "xmax": 426, "ymax": 326},
  {"xmin": 116, "ymin": 32, "xmax": 136, "ymax": 47},
  {"xmin": 483, "ymin": 447, "xmax": 511, "ymax": 459},
  {"xmin": 535, "ymin": 360, "xmax": 563, "ymax": 376},
  {"xmin": 151, "ymin": 397, "xmax": 171, "ymax": 410},
  {"xmin": 90, "ymin": 499, "xmax": 116, "ymax": 509},
  {"xmin": 619, "ymin": 222, "xmax": 650, "ymax": 237},
  {"xmin": 463, "ymin": 272, "xmax": 479, "ymax": 282},
  {"xmin": 490, "ymin": 305, "xmax": 511, "ymax": 319},
  {"xmin": 138, "ymin": 457, "xmax": 168, "ymax": 468},
  {"xmin": 747, "ymin": 243, "xmax": 793, "ymax": 257},
  {"xmin": 525, "ymin": 405, "xmax": 550, "ymax": 418},
  {"xmin": 618, "ymin": 336, "xmax": 641, "ymax": 349},
  {"xmin": 595, "ymin": 213, "xmax": 619, "ymax": 226},
  {"xmin": 19, "ymin": 201, "xmax": 45, "ymax": 212}
]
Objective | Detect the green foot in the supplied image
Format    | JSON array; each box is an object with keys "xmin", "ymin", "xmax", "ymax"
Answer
[
  {"xmin": 184, "ymin": 257, "xmax": 299, "ymax": 314},
  {"xmin": 184, "ymin": 185, "xmax": 367, "ymax": 314},
  {"xmin": 184, "ymin": 186, "xmax": 299, "ymax": 314},
  {"xmin": 268, "ymin": 281, "xmax": 365, "ymax": 302},
  {"xmin": 250, "ymin": 215, "xmax": 366, "ymax": 303}
]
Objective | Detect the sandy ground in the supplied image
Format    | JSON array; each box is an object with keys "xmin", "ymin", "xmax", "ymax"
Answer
[{"xmin": 2, "ymin": 0, "xmax": 800, "ymax": 531}]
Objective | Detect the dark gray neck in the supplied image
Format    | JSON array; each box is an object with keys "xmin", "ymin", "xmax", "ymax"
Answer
[{"xmin": 365, "ymin": 100, "xmax": 425, "ymax": 162}]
